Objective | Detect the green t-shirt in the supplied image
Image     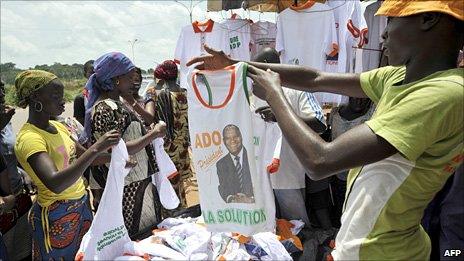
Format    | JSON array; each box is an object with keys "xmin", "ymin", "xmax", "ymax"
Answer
[{"xmin": 333, "ymin": 66, "xmax": 463, "ymax": 260}]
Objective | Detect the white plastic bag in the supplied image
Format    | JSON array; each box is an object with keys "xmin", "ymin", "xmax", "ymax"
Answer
[{"xmin": 76, "ymin": 140, "xmax": 132, "ymax": 260}]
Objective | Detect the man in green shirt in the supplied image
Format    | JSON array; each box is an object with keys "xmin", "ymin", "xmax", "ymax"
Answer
[{"xmin": 188, "ymin": 0, "xmax": 463, "ymax": 259}]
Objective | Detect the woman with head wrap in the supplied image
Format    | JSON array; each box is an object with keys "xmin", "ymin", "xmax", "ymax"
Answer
[
  {"xmin": 13, "ymin": 70, "xmax": 121, "ymax": 260},
  {"xmin": 121, "ymin": 66, "xmax": 157, "ymax": 125},
  {"xmin": 145, "ymin": 60, "xmax": 196, "ymax": 213},
  {"xmin": 85, "ymin": 52, "xmax": 166, "ymax": 239}
]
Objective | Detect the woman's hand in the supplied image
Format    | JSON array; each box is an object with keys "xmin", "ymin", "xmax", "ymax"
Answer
[
  {"xmin": 125, "ymin": 156, "xmax": 138, "ymax": 169},
  {"xmin": 150, "ymin": 121, "xmax": 167, "ymax": 139},
  {"xmin": 186, "ymin": 45, "xmax": 237, "ymax": 70},
  {"xmin": 247, "ymin": 65, "xmax": 283, "ymax": 101},
  {"xmin": 0, "ymin": 195, "xmax": 16, "ymax": 214},
  {"xmin": 92, "ymin": 130, "xmax": 121, "ymax": 153},
  {"xmin": 0, "ymin": 105, "xmax": 15, "ymax": 130}
]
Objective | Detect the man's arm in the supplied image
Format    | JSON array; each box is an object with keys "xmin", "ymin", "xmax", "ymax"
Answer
[
  {"xmin": 187, "ymin": 45, "xmax": 367, "ymax": 98},
  {"xmin": 248, "ymin": 66, "xmax": 397, "ymax": 180},
  {"xmin": 256, "ymin": 106, "xmax": 326, "ymax": 133}
]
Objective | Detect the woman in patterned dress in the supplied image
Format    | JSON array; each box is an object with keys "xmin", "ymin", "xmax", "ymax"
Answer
[
  {"xmin": 84, "ymin": 52, "xmax": 166, "ymax": 240},
  {"xmin": 145, "ymin": 60, "xmax": 197, "ymax": 212}
]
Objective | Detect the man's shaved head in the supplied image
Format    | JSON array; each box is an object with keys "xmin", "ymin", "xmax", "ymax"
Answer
[{"xmin": 253, "ymin": 47, "xmax": 280, "ymax": 64}]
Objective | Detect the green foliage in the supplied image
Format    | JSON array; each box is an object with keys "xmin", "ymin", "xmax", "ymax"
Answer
[
  {"xmin": 4, "ymin": 79, "xmax": 86, "ymax": 106},
  {"xmin": 1, "ymin": 63, "xmax": 87, "ymax": 106}
]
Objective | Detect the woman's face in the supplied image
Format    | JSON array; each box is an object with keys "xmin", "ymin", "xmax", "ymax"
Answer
[
  {"xmin": 115, "ymin": 69, "xmax": 137, "ymax": 96},
  {"xmin": 32, "ymin": 79, "xmax": 65, "ymax": 117}
]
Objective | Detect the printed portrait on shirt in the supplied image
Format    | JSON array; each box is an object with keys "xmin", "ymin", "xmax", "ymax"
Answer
[{"xmin": 216, "ymin": 124, "xmax": 255, "ymax": 204}]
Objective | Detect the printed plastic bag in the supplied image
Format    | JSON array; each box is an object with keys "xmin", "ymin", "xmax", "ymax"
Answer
[{"xmin": 76, "ymin": 140, "xmax": 132, "ymax": 260}]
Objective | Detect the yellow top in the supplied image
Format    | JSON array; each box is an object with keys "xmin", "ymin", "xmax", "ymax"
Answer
[{"xmin": 15, "ymin": 120, "xmax": 85, "ymax": 207}]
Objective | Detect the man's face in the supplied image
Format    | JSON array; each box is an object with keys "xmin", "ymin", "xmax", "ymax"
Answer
[
  {"xmin": 84, "ymin": 66, "xmax": 94, "ymax": 79},
  {"xmin": 382, "ymin": 16, "xmax": 418, "ymax": 66},
  {"xmin": 224, "ymin": 127, "xmax": 242, "ymax": 156}
]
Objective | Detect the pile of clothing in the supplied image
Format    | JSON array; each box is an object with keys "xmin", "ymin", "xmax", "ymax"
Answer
[{"xmin": 114, "ymin": 217, "xmax": 307, "ymax": 260}]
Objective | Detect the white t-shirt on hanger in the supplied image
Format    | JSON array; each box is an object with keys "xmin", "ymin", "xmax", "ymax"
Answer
[
  {"xmin": 174, "ymin": 19, "xmax": 230, "ymax": 90},
  {"xmin": 320, "ymin": 0, "xmax": 368, "ymax": 105},
  {"xmin": 276, "ymin": 1, "xmax": 339, "ymax": 107},
  {"xmin": 221, "ymin": 19, "xmax": 252, "ymax": 61},
  {"xmin": 276, "ymin": 2, "xmax": 338, "ymax": 70},
  {"xmin": 250, "ymin": 21, "xmax": 277, "ymax": 59}
]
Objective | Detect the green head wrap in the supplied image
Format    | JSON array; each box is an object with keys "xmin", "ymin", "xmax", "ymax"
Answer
[{"xmin": 14, "ymin": 70, "xmax": 58, "ymax": 108}]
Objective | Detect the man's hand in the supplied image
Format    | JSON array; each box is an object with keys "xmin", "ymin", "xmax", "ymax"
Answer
[
  {"xmin": 186, "ymin": 45, "xmax": 236, "ymax": 70},
  {"xmin": 92, "ymin": 130, "xmax": 121, "ymax": 153},
  {"xmin": 255, "ymin": 106, "xmax": 277, "ymax": 122},
  {"xmin": 247, "ymin": 65, "xmax": 283, "ymax": 101},
  {"xmin": 0, "ymin": 105, "xmax": 15, "ymax": 130}
]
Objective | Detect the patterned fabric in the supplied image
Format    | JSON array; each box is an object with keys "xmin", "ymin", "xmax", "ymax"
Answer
[
  {"xmin": 29, "ymin": 195, "xmax": 92, "ymax": 260},
  {"xmin": 14, "ymin": 70, "xmax": 58, "ymax": 108},
  {"xmin": 90, "ymin": 99, "xmax": 162, "ymax": 238},
  {"xmin": 154, "ymin": 90, "xmax": 196, "ymax": 212}
]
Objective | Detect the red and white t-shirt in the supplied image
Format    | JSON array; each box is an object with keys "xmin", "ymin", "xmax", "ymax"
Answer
[
  {"xmin": 174, "ymin": 19, "xmax": 230, "ymax": 89},
  {"xmin": 187, "ymin": 62, "xmax": 276, "ymax": 235},
  {"xmin": 276, "ymin": 1, "xmax": 338, "ymax": 70},
  {"xmin": 316, "ymin": 0, "xmax": 368, "ymax": 105},
  {"xmin": 328, "ymin": 0, "xmax": 368, "ymax": 73},
  {"xmin": 276, "ymin": 1, "xmax": 339, "ymax": 106}
]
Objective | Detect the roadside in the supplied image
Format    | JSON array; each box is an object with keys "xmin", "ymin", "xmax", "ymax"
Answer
[{"xmin": 10, "ymin": 103, "xmax": 74, "ymax": 134}]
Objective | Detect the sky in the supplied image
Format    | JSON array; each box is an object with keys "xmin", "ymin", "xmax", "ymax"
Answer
[{"xmin": 1, "ymin": 0, "xmax": 276, "ymax": 70}]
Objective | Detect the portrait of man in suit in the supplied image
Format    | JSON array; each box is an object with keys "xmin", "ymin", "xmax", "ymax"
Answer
[{"xmin": 216, "ymin": 124, "xmax": 255, "ymax": 204}]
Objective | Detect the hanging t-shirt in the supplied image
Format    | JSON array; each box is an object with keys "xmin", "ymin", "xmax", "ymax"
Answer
[
  {"xmin": 333, "ymin": 66, "xmax": 464, "ymax": 260},
  {"xmin": 328, "ymin": 0, "xmax": 368, "ymax": 73},
  {"xmin": 350, "ymin": 0, "xmax": 387, "ymax": 73},
  {"xmin": 250, "ymin": 21, "xmax": 277, "ymax": 59},
  {"xmin": 271, "ymin": 88, "xmax": 325, "ymax": 189},
  {"xmin": 276, "ymin": 1, "xmax": 339, "ymax": 107},
  {"xmin": 174, "ymin": 19, "xmax": 230, "ymax": 90},
  {"xmin": 15, "ymin": 121, "xmax": 85, "ymax": 207},
  {"xmin": 318, "ymin": 0, "xmax": 367, "ymax": 106},
  {"xmin": 187, "ymin": 62, "xmax": 275, "ymax": 235},
  {"xmin": 221, "ymin": 19, "xmax": 252, "ymax": 61},
  {"xmin": 276, "ymin": 2, "xmax": 338, "ymax": 70}
]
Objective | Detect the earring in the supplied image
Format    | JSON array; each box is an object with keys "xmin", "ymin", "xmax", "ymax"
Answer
[
  {"xmin": 116, "ymin": 80, "xmax": 120, "ymax": 85},
  {"xmin": 34, "ymin": 101, "xmax": 43, "ymax": 112}
]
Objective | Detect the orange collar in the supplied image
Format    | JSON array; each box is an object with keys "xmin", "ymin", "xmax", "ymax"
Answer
[
  {"xmin": 290, "ymin": 0, "xmax": 316, "ymax": 11},
  {"xmin": 192, "ymin": 19, "xmax": 214, "ymax": 33}
]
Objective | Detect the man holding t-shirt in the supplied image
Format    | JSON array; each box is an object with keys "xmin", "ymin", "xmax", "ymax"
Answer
[{"xmin": 188, "ymin": 1, "xmax": 463, "ymax": 259}]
